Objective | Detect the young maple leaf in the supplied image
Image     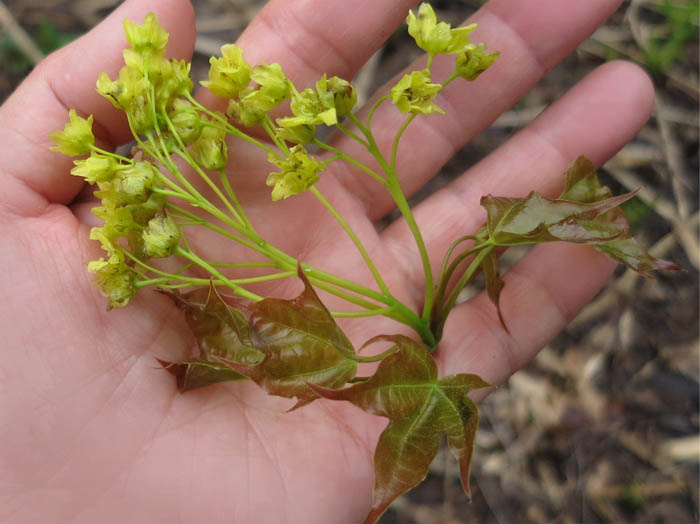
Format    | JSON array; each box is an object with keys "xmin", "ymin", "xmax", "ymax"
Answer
[
  {"xmin": 311, "ymin": 335, "xmax": 490, "ymax": 524},
  {"xmin": 221, "ymin": 268, "xmax": 357, "ymax": 408},
  {"xmin": 158, "ymin": 284, "xmax": 263, "ymax": 392}
]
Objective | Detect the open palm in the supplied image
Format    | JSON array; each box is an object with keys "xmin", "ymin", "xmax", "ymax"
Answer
[{"xmin": 0, "ymin": 0, "xmax": 654, "ymax": 522}]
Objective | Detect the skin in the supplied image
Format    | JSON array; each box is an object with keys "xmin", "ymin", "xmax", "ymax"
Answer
[{"xmin": 0, "ymin": 0, "xmax": 654, "ymax": 522}]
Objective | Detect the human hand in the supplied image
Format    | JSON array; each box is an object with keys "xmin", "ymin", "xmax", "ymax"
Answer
[{"xmin": 0, "ymin": 0, "xmax": 654, "ymax": 522}]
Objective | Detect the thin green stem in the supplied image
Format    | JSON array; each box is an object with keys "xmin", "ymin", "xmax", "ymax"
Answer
[
  {"xmin": 346, "ymin": 112, "xmax": 374, "ymax": 145},
  {"xmin": 391, "ymin": 114, "xmax": 416, "ymax": 172},
  {"xmin": 437, "ymin": 235, "xmax": 479, "ymax": 289},
  {"xmin": 184, "ymin": 92, "xmax": 280, "ymax": 158},
  {"xmin": 366, "ymin": 94, "xmax": 392, "ymax": 129},
  {"xmin": 336, "ymin": 122, "xmax": 369, "ymax": 148},
  {"xmin": 331, "ymin": 307, "xmax": 395, "ymax": 319},
  {"xmin": 434, "ymin": 242, "xmax": 489, "ymax": 312},
  {"xmin": 163, "ymin": 201, "xmax": 261, "ymax": 253},
  {"xmin": 219, "ymin": 168, "xmax": 253, "ymax": 229},
  {"xmin": 386, "ymin": 175, "xmax": 434, "ymax": 323},
  {"xmin": 89, "ymin": 145, "xmax": 132, "ymax": 163},
  {"xmin": 210, "ymin": 261, "xmax": 277, "ymax": 269},
  {"xmin": 175, "ymin": 247, "xmax": 262, "ymax": 301},
  {"xmin": 313, "ymin": 139, "xmax": 386, "ymax": 185},
  {"xmin": 262, "ymin": 115, "xmax": 290, "ymax": 156},
  {"xmin": 442, "ymin": 244, "xmax": 494, "ymax": 317},
  {"xmin": 310, "ymin": 186, "xmax": 391, "ymax": 296},
  {"xmin": 160, "ymin": 111, "xmax": 243, "ymax": 225}
]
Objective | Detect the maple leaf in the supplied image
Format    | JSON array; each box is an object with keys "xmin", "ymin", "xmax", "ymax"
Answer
[
  {"xmin": 159, "ymin": 284, "xmax": 264, "ymax": 392},
  {"xmin": 474, "ymin": 156, "xmax": 681, "ymax": 328},
  {"xmin": 221, "ymin": 267, "xmax": 357, "ymax": 407},
  {"xmin": 311, "ymin": 335, "xmax": 490, "ymax": 524}
]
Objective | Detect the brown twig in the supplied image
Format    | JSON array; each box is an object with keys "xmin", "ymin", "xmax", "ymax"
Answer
[{"xmin": 0, "ymin": 1, "xmax": 44, "ymax": 65}]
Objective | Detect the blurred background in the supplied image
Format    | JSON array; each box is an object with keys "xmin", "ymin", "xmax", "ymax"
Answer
[{"xmin": 1, "ymin": 0, "xmax": 697, "ymax": 522}]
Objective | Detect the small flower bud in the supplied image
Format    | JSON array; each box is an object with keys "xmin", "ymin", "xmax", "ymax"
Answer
[
  {"xmin": 192, "ymin": 125, "xmax": 228, "ymax": 170},
  {"xmin": 455, "ymin": 44, "xmax": 499, "ymax": 81},
  {"xmin": 266, "ymin": 145, "xmax": 323, "ymax": 201},
  {"xmin": 202, "ymin": 44, "xmax": 251, "ymax": 99},
  {"xmin": 142, "ymin": 214, "xmax": 180, "ymax": 258},
  {"xmin": 123, "ymin": 13, "xmax": 169, "ymax": 55},
  {"xmin": 323, "ymin": 76, "xmax": 357, "ymax": 117},
  {"xmin": 71, "ymin": 154, "xmax": 118, "ymax": 184},
  {"xmin": 113, "ymin": 162, "xmax": 158, "ymax": 205},
  {"xmin": 50, "ymin": 109, "xmax": 95, "ymax": 156},
  {"xmin": 278, "ymin": 85, "xmax": 337, "ymax": 128},
  {"xmin": 88, "ymin": 256, "xmax": 137, "ymax": 310},
  {"xmin": 391, "ymin": 70, "xmax": 444, "ymax": 115},
  {"xmin": 277, "ymin": 124, "xmax": 316, "ymax": 145},
  {"xmin": 169, "ymin": 99, "xmax": 202, "ymax": 144},
  {"xmin": 154, "ymin": 58, "xmax": 194, "ymax": 106},
  {"xmin": 92, "ymin": 204, "xmax": 138, "ymax": 239},
  {"xmin": 251, "ymin": 62, "xmax": 290, "ymax": 102}
]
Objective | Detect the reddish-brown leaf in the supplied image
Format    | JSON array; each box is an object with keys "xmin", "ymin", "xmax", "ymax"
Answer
[
  {"xmin": 311, "ymin": 335, "xmax": 490, "ymax": 524},
  {"xmin": 159, "ymin": 285, "xmax": 263, "ymax": 392},
  {"xmin": 221, "ymin": 267, "xmax": 357, "ymax": 407}
]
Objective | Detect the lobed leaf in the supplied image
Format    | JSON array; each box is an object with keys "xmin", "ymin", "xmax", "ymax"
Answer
[
  {"xmin": 159, "ymin": 285, "xmax": 264, "ymax": 392},
  {"xmin": 222, "ymin": 267, "xmax": 357, "ymax": 407},
  {"xmin": 480, "ymin": 190, "xmax": 634, "ymax": 246},
  {"xmin": 595, "ymin": 237, "xmax": 682, "ymax": 277},
  {"xmin": 480, "ymin": 156, "xmax": 679, "ymax": 273},
  {"xmin": 311, "ymin": 335, "xmax": 490, "ymax": 524}
]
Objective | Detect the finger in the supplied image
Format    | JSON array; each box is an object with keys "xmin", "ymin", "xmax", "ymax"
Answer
[
  {"xmin": 328, "ymin": 0, "xmax": 624, "ymax": 217},
  {"xmin": 0, "ymin": 0, "xmax": 195, "ymax": 216},
  {"xmin": 436, "ymin": 243, "xmax": 616, "ymax": 394},
  {"xmin": 380, "ymin": 60, "xmax": 654, "ymax": 304}
]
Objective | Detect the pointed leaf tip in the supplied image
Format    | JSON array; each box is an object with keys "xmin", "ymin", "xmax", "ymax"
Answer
[
  {"xmin": 321, "ymin": 336, "xmax": 489, "ymax": 523},
  {"xmin": 234, "ymin": 265, "xmax": 357, "ymax": 404}
]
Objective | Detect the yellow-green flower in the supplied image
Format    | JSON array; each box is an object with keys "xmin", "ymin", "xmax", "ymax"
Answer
[
  {"xmin": 321, "ymin": 75, "xmax": 357, "ymax": 117},
  {"xmin": 455, "ymin": 44, "xmax": 499, "ymax": 81},
  {"xmin": 142, "ymin": 214, "xmax": 180, "ymax": 258},
  {"xmin": 88, "ymin": 254, "xmax": 137, "ymax": 309},
  {"xmin": 251, "ymin": 62, "xmax": 290, "ymax": 101},
  {"xmin": 123, "ymin": 13, "xmax": 169, "ymax": 55},
  {"xmin": 168, "ymin": 99, "xmax": 202, "ymax": 144},
  {"xmin": 277, "ymin": 74, "xmax": 353, "ymax": 129},
  {"xmin": 407, "ymin": 3, "xmax": 476, "ymax": 55},
  {"xmin": 50, "ymin": 109, "xmax": 95, "ymax": 156},
  {"xmin": 71, "ymin": 154, "xmax": 118, "ymax": 184},
  {"xmin": 192, "ymin": 125, "xmax": 228, "ymax": 170},
  {"xmin": 391, "ymin": 70, "xmax": 444, "ymax": 114},
  {"xmin": 276, "ymin": 123, "xmax": 316, "ymax": 145},
  {"xmin": 266, "ymin": 146, "xmax": 323, "ymax": 201},
  {"xmin": 113, "ymin": 162, "xmax": 159, "ymax": 205},
  {"xmin": 202, "ymin": 44, "xmax": 251, "ymax": 99}
]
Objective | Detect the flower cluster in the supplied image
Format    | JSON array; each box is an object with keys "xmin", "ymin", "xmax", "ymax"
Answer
[
  {"xmin": 50, "ymin": 107, "xmax": 180, "ymax": 308},
  {"xmin": 96, "ymin": 13, "xmax": 193, "ymax": 134},
  {"xmin": 391, "ymin": 4, "xmax": 498, "ymax": 115},
  {"xmin": 278, "ymin": 74, "xmax": 357, "ymax": 129}
]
